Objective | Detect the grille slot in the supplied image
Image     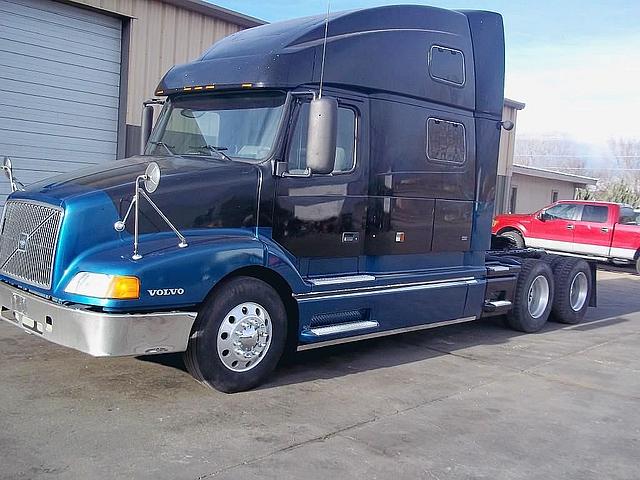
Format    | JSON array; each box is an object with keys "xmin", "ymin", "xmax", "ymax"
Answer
[{"xmin": 0, "ymin": 201, "xmax": 63, "ymax": 289}]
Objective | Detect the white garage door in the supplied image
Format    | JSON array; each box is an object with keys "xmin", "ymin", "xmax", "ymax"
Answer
[{"xmin": 0, "ymin": 0, "xmax": 122, "ymax": 204}]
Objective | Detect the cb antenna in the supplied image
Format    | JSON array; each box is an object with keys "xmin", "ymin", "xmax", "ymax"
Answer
[{"xmin": 318, "ymin": 0, "xmax": 331, "ymax": 98}]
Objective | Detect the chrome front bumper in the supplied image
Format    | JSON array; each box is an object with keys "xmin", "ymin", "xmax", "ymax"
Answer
[{"xmin": 0, "ymin": 281, "xmax": 196, "ymax": 357}]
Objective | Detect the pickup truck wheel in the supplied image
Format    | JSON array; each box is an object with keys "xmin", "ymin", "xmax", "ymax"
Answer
[
  {"xmin": 499, "ymin": 230, "xmax": 524, "ymax": 248},
  {"xmin": 183, "ymin": 277, "xmax": 287, "ymax": 393},
  {"xmin": 549, "ymin": 257, "xmax": 592, "ymax": 324},
  {"xmin": 506, "ymin": 259, "xmax": 554, "ymax": 333}
]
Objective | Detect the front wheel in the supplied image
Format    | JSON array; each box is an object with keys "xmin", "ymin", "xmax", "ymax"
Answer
[
  {"xmin": 183, "ymin": 277, "xmax": 287, "ymax": 393},
  {"xmin": 499, "ymin": 230, "xmax": 525, "ymax": 248},
  {"xmin": 636, "ymin": 257, "xmax": 640, "ymax": 275}
]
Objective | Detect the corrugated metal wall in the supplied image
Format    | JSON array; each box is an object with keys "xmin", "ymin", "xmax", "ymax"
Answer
[
  {"xmin": 73, "ymin": 0, "xmax": 245, "ymax": 128},
  {"xmin": 0, "ymin": 0, "xmax": 122, "ymax": 204}
]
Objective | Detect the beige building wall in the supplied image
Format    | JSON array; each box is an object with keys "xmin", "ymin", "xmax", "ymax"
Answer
[
  {"xmin": 510, "ymin": 173, "xmax": 576, "ymax": 214},
  {"xmin": 72, "ymin": 0, "xmax": 249, "ymax": 127}
]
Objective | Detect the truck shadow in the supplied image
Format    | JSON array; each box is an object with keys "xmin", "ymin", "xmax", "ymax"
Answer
[{"xmin": 138, "ymin": 273, "xmax": 640, "ymax": 389}]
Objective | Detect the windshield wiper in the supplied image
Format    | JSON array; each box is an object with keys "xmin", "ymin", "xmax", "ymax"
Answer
[
  {"xmin": 189, "ymin": 145, "xmax": 234, "ymax": 162},
  {"xmin": 148, "ymin": 141, "xmax": 175, "ymax": 156}
]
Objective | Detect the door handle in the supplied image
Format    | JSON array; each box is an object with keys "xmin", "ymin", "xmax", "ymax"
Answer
[
  {"xmin": 566, "ymin": 224, "xmax": 574, "ymax": 230},
  {"xmin": 342, "ymin": 232, "xmax": 359, "ymax": 243},
  {"xmin": 601, "ymin": 227, "xmax": 609, "ymax": 233}
]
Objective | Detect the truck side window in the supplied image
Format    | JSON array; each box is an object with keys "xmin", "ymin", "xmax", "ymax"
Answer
[
  {"xmin": 619, "ymin": 207, "xmax": 638, "ymax": 225},
  {"xmin": 581, "ymin": 205, "xmax": 608, "ymax": 223},
  {"xmin": 288, "ymin": 102, "xmax": 357, "ymax": 173},
  {"xmin": 545, "ymin": 203, "xmax": 580, "ymax": 221},
  {"xmin": 429, "ymin": 45, "xmax": 465, "ymax": 86},
  {"xmin": 426, "ymin": 118, "xmax": 465, "ymax": 164}
]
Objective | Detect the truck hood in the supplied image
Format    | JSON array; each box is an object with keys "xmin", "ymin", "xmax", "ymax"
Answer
[
  {"xmin": 494, "ymin": 213, "xmax": 533, "ymax": 223},
  {"xmin": 25, "ymin": 155, "xmax": 261, "ymax": 233}
]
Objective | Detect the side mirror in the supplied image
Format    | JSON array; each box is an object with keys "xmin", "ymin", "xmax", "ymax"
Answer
[
  {"xmin": 539, "ymin": 211, "xmax": 550, "ymax": 222},
  {"xmin": 306, "ymin": 97, "xmax": 337, "ymax": 174},
  {"xmin": 140, "ymin": 105, "xmax": 154, "ymax": 155}
]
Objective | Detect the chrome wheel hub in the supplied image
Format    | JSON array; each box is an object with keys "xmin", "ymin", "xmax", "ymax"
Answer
[
  {"xmin": 569, "ymin": 271, "xmax": 588, "ymax": 311},
  {"xmin": 217, "ymin": 302, "xmax": 272, "ymax": 372},
  {"xmin": 527, "ymin": 274, "xmax": 550, "ymax": 319}
]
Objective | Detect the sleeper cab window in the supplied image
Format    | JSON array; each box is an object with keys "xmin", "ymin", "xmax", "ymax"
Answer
[
  {"xmin": 287, "ymin": 102, "xmax": 357, "ymax": 174},
  {"xmin": 426, "ymin": 118, "xmax": 466, "ymax": 164},
  {"xmin": 428, "ymin": 45, "xmax": 465, "ymax": 86}
]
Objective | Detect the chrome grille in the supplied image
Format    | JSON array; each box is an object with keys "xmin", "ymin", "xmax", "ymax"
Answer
[{"xmin": 0, "ymin": 201, "xmax": 63, "ymax": 289}]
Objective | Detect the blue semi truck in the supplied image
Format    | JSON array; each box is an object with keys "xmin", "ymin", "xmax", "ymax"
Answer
[{"xmin": 0, "ymin": 5, "xmax": 595, "ymax": 392}]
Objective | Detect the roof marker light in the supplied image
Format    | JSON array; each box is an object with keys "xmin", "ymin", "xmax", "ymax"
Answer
[
  {"xmin": 205, "ymin": 85, "xmax": 215, "ymax": 89},
  {"xmin": 183, "ymin": 87, "xmax": 192, "ymax": 92},
  {"xmin": 241, "ymin": 83, "xmax": 253, "ymax": 88},
  {"xmin": 194, "ymin": 86, "xmax": 203, "ymax": 91}
]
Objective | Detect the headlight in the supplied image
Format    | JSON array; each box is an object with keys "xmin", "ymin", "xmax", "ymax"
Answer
[{"xmin": 65, "ymin": 272, "xmax": 140, "ymax": 299}]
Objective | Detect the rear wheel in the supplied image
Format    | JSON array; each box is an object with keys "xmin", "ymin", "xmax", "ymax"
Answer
[
  {"xmin": 548, "ymin": 257, "xmax": 591, "ymax": 324},
  {"xmin": 183, "ymin": 277, "xmax": 287, "ymax": 393},
  {"xmin": 499, "ymin": 230, "xmax": 525, "ymax": 248},
  {"xmin": 506, "ymin": 259, "xmax": 554, "ymax": 332},
  {"xmin": 636, "ymin": 257, "xmax": 640, "ymax": 275}
]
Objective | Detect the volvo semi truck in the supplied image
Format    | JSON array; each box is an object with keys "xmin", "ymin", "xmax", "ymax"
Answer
[{"xmin": 0, "ymin": 5, "xmax": 596, "ymax": 392}]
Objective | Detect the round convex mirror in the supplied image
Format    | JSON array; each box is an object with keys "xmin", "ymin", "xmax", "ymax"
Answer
[
  {"xmin": 2, "ymin": 156, "xmax": 12, "ymax": 180},
  {"xmin": 144, "ymin": 162, "xmax": 161, "ymax": 193}
]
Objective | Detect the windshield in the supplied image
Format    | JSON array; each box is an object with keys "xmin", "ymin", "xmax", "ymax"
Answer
[{"xmin": 146, "ymin": 91, "xmax": 286, "ymax": 161}]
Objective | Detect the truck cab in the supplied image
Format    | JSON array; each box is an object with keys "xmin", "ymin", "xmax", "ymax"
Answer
[{"xmin": 0, "ymin": 6, "xmax": 596, "ymax": 392}]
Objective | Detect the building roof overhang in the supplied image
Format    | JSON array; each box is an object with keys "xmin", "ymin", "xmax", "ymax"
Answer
[
  {"xmin": 161, "ymin": 0, "xmax": 265, "ymax": 28},
  {"xmin": 512, "ymin": 164, "xmax": 598, "ymax": 187}
]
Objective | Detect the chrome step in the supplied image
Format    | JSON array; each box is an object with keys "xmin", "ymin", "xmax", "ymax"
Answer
[
  {"xmin": 483, "ymin": 300, "xmax": 512, "ymax": 312},
  {"xmin": 309, "ymin": 320, "xmax": 379, "ymax": 336}
]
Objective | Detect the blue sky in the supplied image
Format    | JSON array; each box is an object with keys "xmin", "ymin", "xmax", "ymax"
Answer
[{"xmin": 213, "ymin": 1, "xmax": 640, "ymax": 146}]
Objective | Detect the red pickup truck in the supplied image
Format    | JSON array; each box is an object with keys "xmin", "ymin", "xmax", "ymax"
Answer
[{"xmin": 493, "ymin": 201, "xmax": 640, "ymax": 273}]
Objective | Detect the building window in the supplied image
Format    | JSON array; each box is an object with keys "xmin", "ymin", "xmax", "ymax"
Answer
[
  {"xmin": 428, "ymin": 45, "xmax": 465, "ymax": 86},
  {"xmin": 581, "ymin": 205, "xmax": 608, "ymax": 223},
  {"xmin": 509, "ymin": 186, "xmax": 518, "ymax": 214},
  {"xmin": 288, "ymin": 102, "xmax": 357, "ymax": 173},
  {"xmin": 426, "ymin": 118, "xmax": 466, "ymax": 164},
  {"xmin": 551, "ymin": 190, "xmax": 559, "ymax": 203}
]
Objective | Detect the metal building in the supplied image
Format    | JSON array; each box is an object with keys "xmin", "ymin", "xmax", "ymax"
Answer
[
  {"xmin": 495, "ymin": 98, "xmax": 598, "ymax": 214},
  {"xmin": 0, "ymin": 0, "xmax": 262, "ymax": 204}
]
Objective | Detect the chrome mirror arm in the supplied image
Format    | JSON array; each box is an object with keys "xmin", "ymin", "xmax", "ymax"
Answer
[
  {"xmin": 114, "ymin": 167, "xmax": 188, "ymax": 260},
  {"xmin": 1, "ymin": 156, "xmax": 25, "ymax": 193},
  {"xmin": 138, "ymin": 189, "xmax": 188, "ymax": 248}
]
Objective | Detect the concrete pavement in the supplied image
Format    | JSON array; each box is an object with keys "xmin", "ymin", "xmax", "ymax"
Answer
[{"xmin": 1, "ymin": 268, "xmax": 638, "ymax": 479}]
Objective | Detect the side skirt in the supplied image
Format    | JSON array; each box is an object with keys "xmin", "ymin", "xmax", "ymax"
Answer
[{"xmin": 297, "ymin": 315, "xmax": 476, "ymax": 351}]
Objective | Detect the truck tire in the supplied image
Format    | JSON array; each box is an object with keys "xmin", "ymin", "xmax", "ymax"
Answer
[
  {"xmin": 183, "ymin": 276, "xmax": 287, "ymax": 393},
  {"xmin": 499, "ymin": 230, "xmax": 525, "ymax": 248},
  {"xmin": 506, "ymin": 258, "xmax": 554, "ymax": 333},
  {"xmin": 549, "ymin": 257, "xmax": 591, "ymax": 324},
  {"xmin": 541, "ymin": 253, "xmax": 564, "ymax": 269}
]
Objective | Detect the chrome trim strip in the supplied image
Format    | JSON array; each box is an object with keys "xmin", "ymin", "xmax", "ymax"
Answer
[
  {"xmin": 297, "ymin": 316, "xmax": 477, "ymax": 351},
  {"xmin": 295, "ymin": 277, "xmax": 478, "ymax": 302},
  {"xmin": 309, "ymin": 320, "xmax": 379, "ymax": 336},
  {"xmin": 309, "ymin": 274, "xmax": 376, "ymax": 286}
]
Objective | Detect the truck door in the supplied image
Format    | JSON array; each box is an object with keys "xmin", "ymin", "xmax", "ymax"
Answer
[
  {"xmin": 527, "ymin": 203, "xmax": 580, "ymax": 252},
  {"xmin": 572, "ymin": 204, "xmax": 612, "ymax": 256},
  {"xmin": 273, "ymin": 95, "xmax": 367, "ymax": 277}
]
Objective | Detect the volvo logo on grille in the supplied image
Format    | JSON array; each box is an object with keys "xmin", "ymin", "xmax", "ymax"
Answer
[{"xmin": 17, "ymin": 232, "xmax": 29, "ymax": 252}]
